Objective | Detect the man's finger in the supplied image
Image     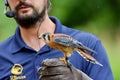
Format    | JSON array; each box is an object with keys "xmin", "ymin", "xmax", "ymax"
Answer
[{"xmin": 38, "ymin": 66, "xmax": 70, "ymax": 76}]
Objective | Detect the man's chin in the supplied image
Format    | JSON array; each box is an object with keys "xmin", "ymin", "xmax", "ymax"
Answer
[{"xmin": 15, "ymin": 14, "xmax": 41, "ymax": 28}]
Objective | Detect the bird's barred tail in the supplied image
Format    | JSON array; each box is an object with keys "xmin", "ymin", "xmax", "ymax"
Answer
[{"xmin": 76, "ymin": 49, "xmax": 103, "ymax": 66}]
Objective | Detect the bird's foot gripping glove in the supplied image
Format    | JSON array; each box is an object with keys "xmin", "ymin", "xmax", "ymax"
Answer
[{"xmin": 38, "ymin": 58, "xmax": 93, "ymax": 80}]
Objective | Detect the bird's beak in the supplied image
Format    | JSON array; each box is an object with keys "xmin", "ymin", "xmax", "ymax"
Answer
[{"xmin": 38, "ymin": 35, "xmax": 42, "ymax": 39}]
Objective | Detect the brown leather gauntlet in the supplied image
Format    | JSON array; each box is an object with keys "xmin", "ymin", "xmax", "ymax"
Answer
[{"xmin": 38, "ymin": 58, "xmax": 93, "ymax": 80}]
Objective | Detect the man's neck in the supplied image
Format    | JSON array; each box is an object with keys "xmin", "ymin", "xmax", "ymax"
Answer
[{"xmin": 19, "ymin": 15, "xmax": 55, "ymax": 51}]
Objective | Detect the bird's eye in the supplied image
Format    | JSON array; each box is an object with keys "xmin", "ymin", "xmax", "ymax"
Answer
[
  {"xmin": 43, "ymin": 34, "xmax": 46, "ymax": 38},
  {"xmin": 43, "ymin": 34, "xmax": 46, "ymax": 40},
  {"xmin": 43, "ymin": 34, "xmax": 50, "ymax": 41}
]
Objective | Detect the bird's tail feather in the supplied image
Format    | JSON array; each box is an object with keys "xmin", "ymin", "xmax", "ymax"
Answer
[{"xmin": 76, "ymin": 49, "xmax": 103, "ymax": 66}]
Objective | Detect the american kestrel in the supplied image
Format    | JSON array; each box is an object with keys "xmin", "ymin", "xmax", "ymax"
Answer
[{"xmin": 39, "ymin": 32, "xmax": 103, "ymax": 67}]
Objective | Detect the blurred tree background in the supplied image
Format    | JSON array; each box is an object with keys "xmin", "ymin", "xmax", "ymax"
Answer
[{"xmin": 0, "ymin": 0, "xmax": 120, "ymax": 79}]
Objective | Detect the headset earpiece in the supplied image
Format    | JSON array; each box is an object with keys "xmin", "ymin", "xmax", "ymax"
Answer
[{"xmin": 4, "ymin": 0, "xmax": 15, "ymax": 18}]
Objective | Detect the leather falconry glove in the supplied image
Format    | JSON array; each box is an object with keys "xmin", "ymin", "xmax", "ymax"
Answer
[{"xmin": 38, "ymin": 58, "xmax": 93, "ymax": 80}]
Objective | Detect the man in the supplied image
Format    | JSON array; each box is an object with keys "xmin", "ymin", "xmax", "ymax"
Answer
[{"xmin": 0, "ymin": 0, "xmax": 114, "ymax": 80}]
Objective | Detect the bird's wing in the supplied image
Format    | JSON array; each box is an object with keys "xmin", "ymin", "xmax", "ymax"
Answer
[
  {"xmin": 54, "ymin": 36, "xmax": 77, "ymax": 47},
  {"xmin": 76, "ymin": 42, "xmax": 97, "ymax": 53},
  {"xmin": 54, "ymin": 36, "xmax": 96, "ymax": 53}
]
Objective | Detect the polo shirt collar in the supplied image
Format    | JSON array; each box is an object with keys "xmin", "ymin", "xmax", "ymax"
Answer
[
  {"xmin": 50, "ymin": 16, "xmax": 62, "ymax": 33},
  {"xmin": 11, "ymin": 27, "xmax": 27, "ymax": 53}
]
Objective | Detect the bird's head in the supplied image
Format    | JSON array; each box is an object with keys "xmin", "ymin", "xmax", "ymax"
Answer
[{"xmin": 39, "ymin": 32, "xmax": 51, "ymax": 43}]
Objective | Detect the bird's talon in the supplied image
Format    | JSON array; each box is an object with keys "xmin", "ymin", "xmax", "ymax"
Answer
[{"xmin": 59, "ymin": 57, "xmax": 67, "ymax": 64}]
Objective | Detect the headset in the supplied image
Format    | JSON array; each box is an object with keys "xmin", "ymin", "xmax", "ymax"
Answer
[{"xmin": 4, "ymin": 0, "xmax": 15, "ymax": 18}]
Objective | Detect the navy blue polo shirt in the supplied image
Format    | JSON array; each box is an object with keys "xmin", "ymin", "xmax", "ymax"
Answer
[{"xmin": 0, "ymin": 17, "xmax": 114, "ymax": 80}]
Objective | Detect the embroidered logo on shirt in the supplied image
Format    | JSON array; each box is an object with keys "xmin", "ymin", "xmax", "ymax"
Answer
[{"xmin": 10, "ymin": 64, "xmax": 26, "ymax": 80}]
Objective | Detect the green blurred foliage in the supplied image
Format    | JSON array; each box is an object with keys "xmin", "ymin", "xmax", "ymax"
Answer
[
  {"xmin": 0, "ymin": 0, "xmax": 120, "ymax": 80},
  {"xmin": 50, "ymin": 0, "xmax": 120, "ymax": 35}
]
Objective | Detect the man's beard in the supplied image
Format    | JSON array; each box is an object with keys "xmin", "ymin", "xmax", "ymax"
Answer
[{"xmin": 14, "ymin": 2, "xmax": 46, "ymax": 28}]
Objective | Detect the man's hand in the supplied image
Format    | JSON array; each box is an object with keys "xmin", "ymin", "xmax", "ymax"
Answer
[{"xmin": 38, "ymin": 58, "xmax": 93, "ymax": 80}]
